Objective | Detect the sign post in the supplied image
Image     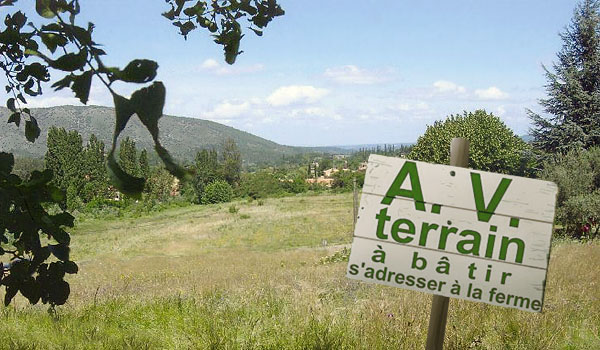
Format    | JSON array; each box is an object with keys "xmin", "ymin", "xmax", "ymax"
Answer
[
  {"xmin": 346, "ymin": 139, "xmax": 558, "ymax": 348},
  {"xmin": 426, "ymin": 138, "xmax": 469, "ymax": 350}
]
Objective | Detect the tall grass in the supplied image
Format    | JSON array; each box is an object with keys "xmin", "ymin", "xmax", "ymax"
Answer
[{"xmin": 0, "ymin": 193, "xmax": 598, "ymax": 349}]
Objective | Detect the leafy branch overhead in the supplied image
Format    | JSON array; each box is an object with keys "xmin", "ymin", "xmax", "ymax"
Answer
[
  {"xmin": 0, "ymin": 0, "xmax": 283, "ymax": 307},
  {"xmin": 163, "ymin": 0, "xmax": 284, "ymax": 64},
  {"xmin": 1, "ymin": 0, "xmax": 283, "ymax": 194}
]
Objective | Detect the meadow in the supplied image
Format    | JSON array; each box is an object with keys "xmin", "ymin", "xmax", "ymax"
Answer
[{"xmin": 1, "ymin": 193, "xmax": 599, "ymax": 350}]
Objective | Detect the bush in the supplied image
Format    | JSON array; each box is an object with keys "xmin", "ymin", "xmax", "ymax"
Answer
[
  {"xmin": 332, "ymin": 170, "xmax": 364, "ymax": 192},
  {"xmin": 541, "ymin": 147, "xmax": 600, "ymax": 238},
  {"xmin": 409, "ymin": 110, "xmax": 535, "ymax": 176},
  {"xmin": 228, "ymin": 205, "xmax": 239, "ymax": 214},
  {"xmin": 201, "ymin": 180, "xmax": 234, "ymax": 204},
  {"xmin": 237, "ymin": 170, "xmax": 285, "ymax": 199}
]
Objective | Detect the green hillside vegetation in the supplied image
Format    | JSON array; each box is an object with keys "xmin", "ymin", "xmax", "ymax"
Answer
[
  {"xmin": 0, "ymin": 193, "xmax": 597, "ymax": 349},
  {"xmin": 0, "ymin": 106, "xmax": 346, "ymax": 166}
]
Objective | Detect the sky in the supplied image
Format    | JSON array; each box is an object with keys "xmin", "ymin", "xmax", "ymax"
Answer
[{"xmin": 1, "ymin": 0, "xmax": 581, "ymax": 146}]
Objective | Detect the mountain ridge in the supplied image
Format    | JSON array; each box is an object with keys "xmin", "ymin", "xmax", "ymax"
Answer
[{"xmin": 0, "ymin": 105, "xmax": 347, "ymax": 165}]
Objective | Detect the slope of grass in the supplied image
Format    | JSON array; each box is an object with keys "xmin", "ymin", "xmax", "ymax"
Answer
[{"xmin": 1, "ymin": 193, "xmax": 599, "ymax": 349}]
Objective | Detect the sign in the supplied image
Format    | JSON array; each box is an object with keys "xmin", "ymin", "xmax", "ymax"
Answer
[{"xmin": 347, "ymin": 154, "xmax": 558, "ymax": 312}]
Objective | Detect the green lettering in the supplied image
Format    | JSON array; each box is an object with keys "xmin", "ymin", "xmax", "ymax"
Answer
[
  {"xmin": 375, "ymin": 208, "xmax": 391, "ymax": 239},
  {"xmin": 470, "ymin": 173, "xmax": 512, "ymax": 222},
  {"xmin": 419, "ymin": 222, "xmax": 439, "ymax": 246},
  {"xmin": 499, "ymin": 237, "xmax": 525, "ymax": 263},
  {"xmin": 456, "ymin": 229, "xmax": 481, "ymax": 256},
  {"xmin": 381, "ymin": 161, "xmax": 425, "ymax": 211},
  {"xmin": 391, "ymin": 218, "xmax": 415, "ymax": 243}
]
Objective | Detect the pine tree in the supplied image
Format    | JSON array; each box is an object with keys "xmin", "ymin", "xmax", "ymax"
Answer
[
  {"xmin": 139, "ymin": 149, "xmax": 150, "ymax": 179},
  {"xmin": 119, "ymin": 137, "xmax": 140, "ymax": 177},
  {"xmin": 529, "ymin": 0, "xmax": 600, "ymax": 154}
]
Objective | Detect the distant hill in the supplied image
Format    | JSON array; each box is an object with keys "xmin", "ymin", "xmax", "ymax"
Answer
[{"xmin": 0, "ymin": 105, "xmax": 346, "ymax": 165}]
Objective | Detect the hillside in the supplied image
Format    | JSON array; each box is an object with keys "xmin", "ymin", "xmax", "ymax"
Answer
[{"xmin": 0, "ymin": 105, "xmax": 345, "ymax": 165}]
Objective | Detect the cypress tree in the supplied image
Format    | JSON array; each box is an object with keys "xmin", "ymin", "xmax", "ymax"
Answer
[{"xmin": 529, "ymin": 0, "xmax": 600, "ymax": 154}]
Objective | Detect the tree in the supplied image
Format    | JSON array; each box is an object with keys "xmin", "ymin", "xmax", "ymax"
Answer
[
  {"xmin": 221, "ymin": 138, "xmax": 242, "ymax": 186},
  {"xmin": 0, "ymin": 0, "xmax": 284, "ymax": 307},
  {"xmin": 409, "ymin": 110, "xmax": 534, "ymax": 175},
  {"xmin": 118, "ymin": 137, "xmax": 139, "ymax": 178},
  {"xmin": 45, "ymin": 126, "xmax": 84, "ymax": 194},
  {"xmin": 80, "ymin": 134, "xmax": 108, "ymax": 202},
  {"xmin": 139, "ymin": 149, "xmax": 149, "ymax": 180},
  {"xmin": 529, "ymin": 0, "xmax": 600, "ymax": 154},
  {"xmin": 192, "ymin": 148, "xmax": 221, "ymax": 202}
]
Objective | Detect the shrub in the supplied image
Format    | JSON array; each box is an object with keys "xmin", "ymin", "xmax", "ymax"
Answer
[
  {"xmin": 541, "ymin": 147, "xmax": 600, "ymax": 238},
  {"xmin": 201, "ymin": 180, "xmax": 234, "ymax": 204},
  {"xmin": 228, "ymin": 205, "xmax": 239, "ymax": 214}
]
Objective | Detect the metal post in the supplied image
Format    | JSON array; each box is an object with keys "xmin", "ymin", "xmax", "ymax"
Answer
[{"xmin": 425, "ymin": 137, "xmax": 469, "ymax": 350}]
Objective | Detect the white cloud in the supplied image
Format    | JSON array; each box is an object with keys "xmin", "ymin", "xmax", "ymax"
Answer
[
  {"xmin": 205, "ymin": 101, "xmax": 251, "ymax": 119},
  {"xmin": 199, "ymin": 58, "xmax": 263, "ymax": 75},
  {"xmin": 200, "ymin": 58, "xmax": 220, "ymax": 69},
  {"xmin": 474, "ymin": 86, "xmax": 509, "ymax": 100},
  {"xmin": 291, "ymin": 107, "xmax": 342, "ymax": 120},
  {"xmin": 266, "ymin": 85, "xmax": 329, "ymax": 106},
  {"xmin": 389, "ymin": 101, "xmax": 429, "ymax": 112},
  {"xmin": 433, "ymin": 80, "xmax": 466, "ymax": 94},
  {"xmin": 323, "ymin": 65, "xmax": 392, "ymax": 84}
]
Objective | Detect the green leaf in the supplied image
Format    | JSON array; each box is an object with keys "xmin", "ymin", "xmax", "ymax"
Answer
[
  {"xmin": 35, "ymin": 0, "xmax": 55, "ymax": 18},
  {"xmin": 20, "ymin": 278, "xmax": 41, "ymax": 304},
  {"xmin": 40, "ymin": 33, "xmax": 67, "ymax": 54},
  {"xmin": 48, "ymin": 244, "xmax": 69, "ymax": 261},
  {"xmin": 0, "ymin": 152, "xmax": 14, "ymax": 174},
  {"xmin": 71, "ymin": 70, "xmax": 93, "ymax": 104},
  {"xmin": 25, "ymin": 118, "xmax": 40, "ymax": 142},
  {"xmin": 63, "ymin": 261, "xmax": 78, "ymax": 274},
  {"xmin": 7, "ymin": 112, "xmax": 20, "ymax": 126},
  {"xmin": 4, "ymin": 285, "xmax": 18, "ymax": 306},
  {"xmin": 113, "ymin": 59, "xmax": 158, "ymax": 84},
  {"xmin": 107, "ymin": 155, "xmax": 144, "ymax": 197},
  {"xmin": 107, "ymin": 93, "xmax": 145, "ymax": 196},
  {"xmin": 48, "ymin": 280, "xmax": 69, "ymax": 306},
  {"xmin": 50, "ymin": 48, "xmax": 88, "ymax": 72},
  {"xmin": 249, "ymin": 27, "xmax": 263, "ymax": 36},
  {"xmin": 51, "ymin": 74, "xmax": 75, "ymax": 91},
  {"xmin": 130, "ymin": 82, "xmax": 166, "ymax": 140},
  {"xmin": 6, "ymin": 97, "xmax": 16, "ymax": 112}
]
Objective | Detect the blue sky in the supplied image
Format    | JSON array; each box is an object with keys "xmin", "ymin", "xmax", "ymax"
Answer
[{"xmin": 3, "ymin": 0, "xmax": 580, "ymax": 146}]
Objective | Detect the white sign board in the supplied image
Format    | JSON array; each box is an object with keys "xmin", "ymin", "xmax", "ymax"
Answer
[{"xmin": 347, "ymin": 155, "xmax": 558, "ymax": 312}]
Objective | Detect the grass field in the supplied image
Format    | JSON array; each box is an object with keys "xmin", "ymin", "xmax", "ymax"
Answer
[{"xmin": 1, "ymin": 193, "xmax": 599, "ymax": 349}]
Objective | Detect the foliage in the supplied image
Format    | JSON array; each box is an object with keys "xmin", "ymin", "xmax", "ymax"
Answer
[
  {"xmin": 221, "ymin": 138, "xmax": 242, "ymax": 186},
  {"xmin": 118, "ymin": 137, "xmax": 140, "ymax": 178},
  {"xmin": 529, "ymin": 0, "xmax": 600, "ymax": 155},
  {"xmin": 228, "ymin": 204, "xmax": 239, "ymax": 214},
  {"xmin": 45, "ymin": 126, "xmax": 84, "ymax": 193},
  {"xmin": 0, "ymin": 152, "xmax": 77, "ymax": 307},
  {"xmin": 146, "ymin": 167, "xmax": 176, "ymax": 203},
  {"xmin": 192, "ymin": 148, "xmax": 221, "ymax": 203},
  {"xmin": 331, "ymin": 170, "xmax": 365, "ymax": 191},
  {"xmin": 541, "ymin": 147, "xmax": 600, "ymax": 238},
  {"xmin": 237, "ymin": 170, "xmax": 284, "ymax": 199},
  {"xmin": 139, "ymin": 149, "xmax": 149, "ymax": 179},
  {"xmin": 1, "ymin": 0, "xmax": 284, "ymax": 307},
  {"xmin": 409, "ymin": 110, "xmax": 534, "ymax": 175},
  {"xmin": 201, "ymin": 180, "xmax": 233, "ymax": 204}
]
